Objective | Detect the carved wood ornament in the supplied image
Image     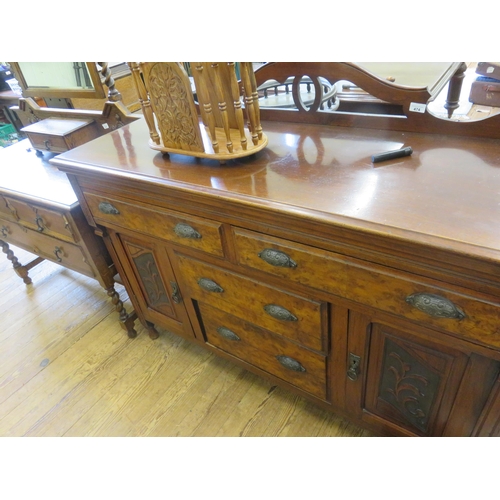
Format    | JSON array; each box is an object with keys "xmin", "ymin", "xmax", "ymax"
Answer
[{"xmin": 129, "ymin": 62, "xmax": 268, "ymax": 163}]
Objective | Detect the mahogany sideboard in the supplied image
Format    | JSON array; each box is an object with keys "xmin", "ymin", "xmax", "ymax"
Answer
[
  {"xmin": 0, "ymin": 140, "xmax": 137, "ymax": 336},
  {"xmin": 52, "ymin": 117, "xmax": 500, "ymax": 437}
]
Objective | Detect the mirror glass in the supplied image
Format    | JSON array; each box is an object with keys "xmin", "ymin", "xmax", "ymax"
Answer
[
  {"xmin": 354, "ymin": 62, "xmax": 453, "ymax": 88},
  {"xmin": 20, "ymin": 62, "xmax": 94, "ymax": 90},
  {"xmin": 9, "ymin": 62, "xmax": 105, "ymax": 99}
]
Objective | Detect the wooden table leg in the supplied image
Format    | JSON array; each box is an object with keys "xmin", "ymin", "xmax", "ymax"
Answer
[
  {"xmin": 144, "ymin": 320, "xmax": 160, "ymax": 340},
  {"xmin": 106, "ymin": 285, "xmax": 138, "ymax": 338},
  {"xmin": 1, "ymin": 238, "xmax": 44, "ymax": 285}
]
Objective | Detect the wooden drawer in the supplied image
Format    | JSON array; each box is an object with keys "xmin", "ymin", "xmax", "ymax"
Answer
[
  {"xmin": 83, "ymin": 191, "xmax": 224, "ymax": 257},
  {"xmin": 0, "ymin": 217, "xmax": 94, "ymax": 277},
  {"xmin": 176, "ymin": 253, "xmax": 326, "ymax": 352},
  {"xmin": 21, "ymin": 118, "xmax": 100, "ymax": 153},
  {"xmin": 0, "ymin": 196, "xmax": 77, "ymax": 243},
  {"xmin": 0, "ymin": 195, "xmax": 13, "ymax": 219},
  {"xmin": 199, "ymin": 302, "xmax": 328, "ymax": 400},
  {"xmin": 233, "ymin": 228, "xmax": 500, "ymax": 349},
  {"xmin": 25, "ymin": 132, "xmax": 70, "ymax": 153}
]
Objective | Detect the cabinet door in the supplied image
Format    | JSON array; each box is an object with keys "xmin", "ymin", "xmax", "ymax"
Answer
[
  {"xmin": 111, "ymin": 231, "xmax": 194, "ymax": 339},
  {"xmin": 345, "ymin": 313, "xmax": 471, "ymax": 436}
]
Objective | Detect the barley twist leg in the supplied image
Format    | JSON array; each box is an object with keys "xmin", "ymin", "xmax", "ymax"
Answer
[
  {"xmin": 1, "ymin": 239, "xmax": 32, "ymax": 285},
  {"xmin": 106, "ymin": 285, "xmax": 137, "ymax": 338}
]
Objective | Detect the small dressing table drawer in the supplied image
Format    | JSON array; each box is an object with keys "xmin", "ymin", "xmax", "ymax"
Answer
[{"xmin": 21, "ymin": 118, "xmax": 100, "ymax": 153}]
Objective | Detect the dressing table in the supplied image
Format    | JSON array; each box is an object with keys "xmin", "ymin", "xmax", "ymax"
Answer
[
  {"xmin": 0, "ymin": 140, "xmax": 137, "ymax": 337},
  {"xmin": 50, "ymin": 62, "xmax": 500, "ymax": 436},
  {"xmin": 1, "ymin": 63, "xmax": 141, "ymax": 337}
]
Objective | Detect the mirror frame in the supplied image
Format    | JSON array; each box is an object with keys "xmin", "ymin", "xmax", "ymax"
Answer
[{"xmin": 9, "ymin": 62, "xmax": 106, "ymax": 99}]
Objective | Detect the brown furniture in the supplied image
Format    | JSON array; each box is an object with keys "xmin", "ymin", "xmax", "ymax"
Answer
[
  {"xmin": 253, "ymin": 62, "xmax": 500, "ymax": 138},
  {"xmin": 0, "ymin": 140, "xmax": 137, "ymax": 337},
  {"xmin": 21, "ymin": 117, "xmax": 101, "ymax": 156},
  {"xmin": 8, "ymin": 62, "xmax": 141, "ymax": 146},
  {"xmin": 130, "ymin": 62, "xmax": 268, "ymax": 163},
  {"xmin": 51, "ymin": 99, "xmax": 500, "ymax": 436},
  {"xmin": 71, "ymin": 63, "xmax": 141, "ymax": 113}
]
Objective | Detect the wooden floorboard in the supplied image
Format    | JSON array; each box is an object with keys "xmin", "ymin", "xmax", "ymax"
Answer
[{"xmin": 0, "ymin": 244, "xmax": 372, "ymax": 437}]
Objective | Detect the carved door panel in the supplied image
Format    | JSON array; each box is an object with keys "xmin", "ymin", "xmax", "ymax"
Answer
[
  {"xmin": 112, "ymin": 231, "xmax": 194, "ymax": 339},
  {"xmin": 346, "ymin": 313, "xmax": 470, "ymax": 436}
]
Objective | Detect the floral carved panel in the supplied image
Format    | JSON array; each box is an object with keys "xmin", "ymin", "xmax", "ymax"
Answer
[
  {"xmin": 378, "ymin": 337, "xmax": 441, "ymax": 433},
  {"xmin": 132, "ymin": 251, "xmax": 170, "ymax": 309},
  {"xmin": 146, "ymin": 63, "xmax": 205, "ymax": 152}
]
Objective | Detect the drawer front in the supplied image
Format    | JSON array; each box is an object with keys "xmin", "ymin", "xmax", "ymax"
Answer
[
  {"xmin": 0, "ymin": 194, "xmax": 14, "ymax": 219},
  {"xmin": 26, "ymin": 132, "xmax": 69, "ymax": 153},
  {"xmin": 1, "ymin": 196, "xmax": 76, "ymax": 243},
  {"xmin": 233, "ymin": 228, "xmax": 500, "ymax": 349},
  {"xmin": 84, "ymin": 192, "xmax": 224, "ymax": 257},
  {"xmin": 176, "ymin": 254, "xmax": 326, "ymax": 351},
  {"xmin": 0, "ymin": 217, "xmax": 94, "ymax": 277},
  {"xmin": 199, "ymin": 302, "xmax": 328, "ymax": 400}
]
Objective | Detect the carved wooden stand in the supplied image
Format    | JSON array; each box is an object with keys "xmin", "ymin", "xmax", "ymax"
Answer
[{"xmin": 129, "ymin": 62, "xmax": 268, "ymax": 164}]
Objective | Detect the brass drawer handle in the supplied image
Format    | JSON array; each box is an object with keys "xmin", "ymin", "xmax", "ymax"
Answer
[
  {"xmin": 216, "ymin": 326, "xmax": 241, "ymax": 341},
  {"xmin": 347, "ymin": 352, "xmax": 361, "ymax": 381},
  {"xmin": 1, "ymin": 226, "xmax": 8, "ymax": 238},
  {"xmin": 264, "ymin": 304, "xmax": 298, "ymax": 321},
  {"xmin": 276, "ymin": 355, "xmax": 306, "ymax": 372},
  {"xmin": 406, "ymin": 292, "xmax": 466, "ymax": 320},
  {"xmin": 35, "ymin": 215, "xmax": 46, "ymax": 232},
  {"xmin": 98, "ymin": 202, "xmax": 120, "ymax": 215},
  {"xmin": 54, "ymin": 246, "xmax": 63, "ymax": 262},
  {"xmin": 44, "ymin": 140, "xmax": 51, "ymax": 151},
  {"xmin": 258, "ymin": 248, "xmax": 297, "ymax": 268},
  {"xmin": 197, "ymin": 277, "xmax": 224, "ymax": 293},
  {"xmin": 174, "ymin": 222, "xmax": 202, "ymax": 239}
]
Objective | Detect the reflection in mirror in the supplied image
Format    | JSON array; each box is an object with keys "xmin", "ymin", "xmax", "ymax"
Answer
[
  {"xmin": 254, "ymin": 62, "xmax": 461, "ymax": 112},
  {"xmin": 9, "ymin": 62, "xmax": 105, "ymax": 99},
  {"xmin": 20, "ymin": 63, "xmax": 94, "ymax": 90},
  {"xmin": 354, "ymin": 62, "xmax": 454, "ymax": 88}
]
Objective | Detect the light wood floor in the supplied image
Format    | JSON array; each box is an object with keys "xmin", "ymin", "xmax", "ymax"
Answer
[{"xmin": 0, "ymin": 244, "xmax": 372, "ymax": 437}]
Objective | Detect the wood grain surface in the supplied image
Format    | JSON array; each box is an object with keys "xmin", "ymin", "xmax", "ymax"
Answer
[{"xmin": 0, "ymin": 244, "xmax": 370, "ymax": 437}]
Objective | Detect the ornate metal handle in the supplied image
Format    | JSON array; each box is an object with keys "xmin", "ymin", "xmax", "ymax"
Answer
[
  {"xmin": 276, "ymin": 355, "xmax": 306, "ymax": 372},
  {"xmin": 216, "ymin": 326, "xmax": 241, "ymax": 341},
  {"xmin": 347, "ymin": 353, "xmax": 361, "ymax": 381},
  {"xmin": 0, "ymin": 226, "xmax": 8, "ymax": 238},
  {"xmin": 98, "ymin": 201, "xmax": 120, "ymax": 215},
  {"xmin": 170, "ymin": 281, "xmax": 182, "ymax": 304},
  {"xmin": 197, "ymin": 277, "xmax": 224, "ymax": 293},
  {"xmin": 174, "ymin": 222, "xmax": 202, "ymax": 239},
  {"xmin": 406, "ymin": 292, "xmax": 466, "ymax": 320},
  {"xmin": 44, "ymin": 140, "xmax": 51, "ymax": 151},
  {"xmin": 35, "ymin": 215, "xmax": 46, "ymax": 232},
  {"xmin": 258, "ymin": 248, "xmax": 297, "ymax": 268},
  {"xmin": 264, "ymin": 304, "xmax": 298, "ymax": 321},
  {"xmin": 54, "ymin": 246, "xmax": 63, "ymax": 262}
]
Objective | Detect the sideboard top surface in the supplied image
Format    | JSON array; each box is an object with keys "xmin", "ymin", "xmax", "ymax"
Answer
[{"xmin": 53, "ymin": 118, "xmax": 500, "ymax": 259}]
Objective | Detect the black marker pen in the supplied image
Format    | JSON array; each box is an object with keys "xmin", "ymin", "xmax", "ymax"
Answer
[{"xmin": 371, "ymin": 146, "xmax": 413, "ymax": 163}]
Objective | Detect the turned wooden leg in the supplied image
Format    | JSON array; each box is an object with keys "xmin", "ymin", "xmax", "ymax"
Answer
[
  {"xmin": 445, "ymin": 62, "xmax": 468, "ymax": 118},
  {"xmin": 1, "ymin": 238, "xmax": 40, "ymax": 285},
  {"xmin": 144, "ymin": 320, "xmax": 160, "ymax": 340},
  {"xmin": 106, "ymin": 285, "xmax": 138, "ymax": 338}
]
